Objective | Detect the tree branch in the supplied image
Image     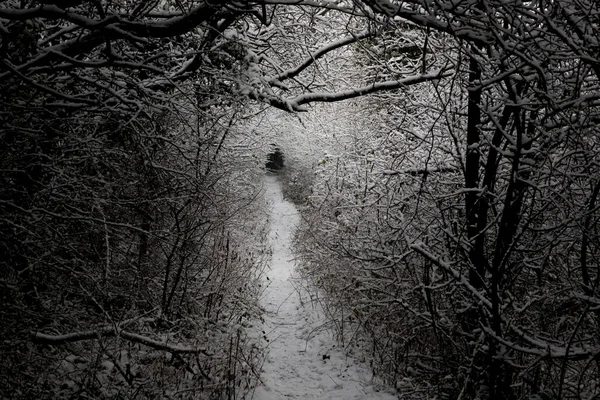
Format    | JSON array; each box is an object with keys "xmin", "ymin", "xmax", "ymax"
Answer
[
  {"xmin": 32, "ymin": 328, "xmax": 210, "ymax": 355},
  {"xmin": 269, "ymin": 29, "xmax": 374, "ymax": 85},
  {"xmin": 263, "ymin": 68, "xmax": 451, "ymax": 111},
  {"xmin": 382, "ymin": 167, "xmax": 459, "ymax": 176},
  {"xmin": 0, "ymin": 1, "xmax": 227, "ymax": 38}
]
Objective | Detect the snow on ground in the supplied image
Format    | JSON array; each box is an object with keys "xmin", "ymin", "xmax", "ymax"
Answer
[{"xmin": 250, "ymin": 174, "xmax": 397, "ymax": 400}]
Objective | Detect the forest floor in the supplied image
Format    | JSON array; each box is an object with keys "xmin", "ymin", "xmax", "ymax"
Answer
[{"xmin": 249, "ymin": 174, "xmax": 396, "ymax": 400}]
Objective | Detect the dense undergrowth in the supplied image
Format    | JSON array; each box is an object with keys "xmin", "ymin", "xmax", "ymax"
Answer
[
  {"xmin": 0, "ymin": 89, "xmax": 271, "ymax": 398},
  {"xmin": 285, "ymin": 91, "xmax": 600, "ymax": 399}
]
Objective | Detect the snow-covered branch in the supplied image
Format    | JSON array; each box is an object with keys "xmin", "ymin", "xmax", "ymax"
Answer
[
  {"xmin": 32, "ymin": 328, "xmax": 211, "ymax": 355},
  {"xmin": 270, "ymin": 30, "xmax": 374, "ymax": 85},
  {"xmin": 293, "ymin": 69, "xmax": 451, "ymax": 104},
  {"xmin": 264, "ymin": 68, "xmax": 451, "ymax": 111},
  {"xmin": 382, "ymin": 166, "xmax": 459, "ymax": 176},
  {"xmin": 410, "ymin": 242, "xmax": 493, "ymax": 310},
  {"xmin": 0, "ymin": 2, "xmax": 221, "ymax": 38},
  {"xmin": 485, "ymin": 326, "xmax": 600, "ymax": 361}
]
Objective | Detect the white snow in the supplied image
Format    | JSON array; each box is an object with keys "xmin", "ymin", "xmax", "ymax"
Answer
[{"xmin": 250, "ymin": 174, "xmax": 397, "ymax": 400}]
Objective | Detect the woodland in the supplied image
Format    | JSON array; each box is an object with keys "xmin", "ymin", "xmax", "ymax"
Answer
[{"xmin": 1, "ymin": 0, "xmax": 599, "ymax": 399}]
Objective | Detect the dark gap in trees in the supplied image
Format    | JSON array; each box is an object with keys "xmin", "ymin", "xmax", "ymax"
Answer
[{"xmin": 266, "ymin": 145, "xmax": 285, "ymax": 171}]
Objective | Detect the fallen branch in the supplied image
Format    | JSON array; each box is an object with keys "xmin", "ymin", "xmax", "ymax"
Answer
[
  {"xmin": 32, "ymin": 328, "xmax": 210, "ymax": 355},
  {"xmin": 120, "ymin": 331, "xmax": 209, "ymax": 355}
]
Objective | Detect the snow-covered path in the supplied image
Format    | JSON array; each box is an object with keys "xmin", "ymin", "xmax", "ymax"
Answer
[{"xmin": 251, "ymin": 175, "xmax": 396, "ymax": 400}]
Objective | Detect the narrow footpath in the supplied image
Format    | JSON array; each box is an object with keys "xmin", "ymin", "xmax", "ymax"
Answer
[{"xmin": 251, "ymin": 174, "xmax": 396, "ymax": 400}]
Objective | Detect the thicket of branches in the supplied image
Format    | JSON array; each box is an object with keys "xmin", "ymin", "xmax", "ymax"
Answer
[
  {"xmin": 0, "ymin": 1, "xmax": 272, "ymax": 398},
  {"xmin": 293, "ymin": 1, "xmax": 600, "ymax": 399}
]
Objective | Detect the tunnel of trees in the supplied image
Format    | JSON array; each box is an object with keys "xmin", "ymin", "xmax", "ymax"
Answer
[{"xmin": 1, "ymin": 0, "xmax": 599, "ymax": 398}]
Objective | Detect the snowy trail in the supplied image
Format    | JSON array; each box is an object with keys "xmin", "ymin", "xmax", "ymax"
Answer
[{"xmin": 251, "ymin": 175, "xmax": 396, "ymax": 400}]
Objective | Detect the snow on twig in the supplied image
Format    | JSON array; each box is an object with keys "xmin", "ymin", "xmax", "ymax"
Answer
[
  {"xmin": 270, "ymin": 30, "xmax": 373, "ymax": 85},
  {"xmin": 412, "ymin": 244, "xmax": 600, "ymax": 361},
  {"xmin": 290, "ymin": 69, "xmax": 453, "ymax": 106},
  {"xmin": 410, "ymin": 242, "xmax": 493, "ymax": 310},
  {"xmin": 32, "ymin": 328, "xmax": 211, "ymax": 355}
]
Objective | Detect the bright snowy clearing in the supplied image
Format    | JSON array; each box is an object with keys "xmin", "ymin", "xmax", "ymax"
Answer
[{"xmin": 251, "ymin": 174, "xmax": 397, "ymax": 400}]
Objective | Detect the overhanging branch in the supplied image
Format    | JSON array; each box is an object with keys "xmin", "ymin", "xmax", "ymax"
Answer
[
  {"xmin": 270, "ymin": 29, "xmax": 374, "ymax": 85},
  {"xmin": 263, "ymin": 68, "xmax": 452, "ymax": 111}
]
